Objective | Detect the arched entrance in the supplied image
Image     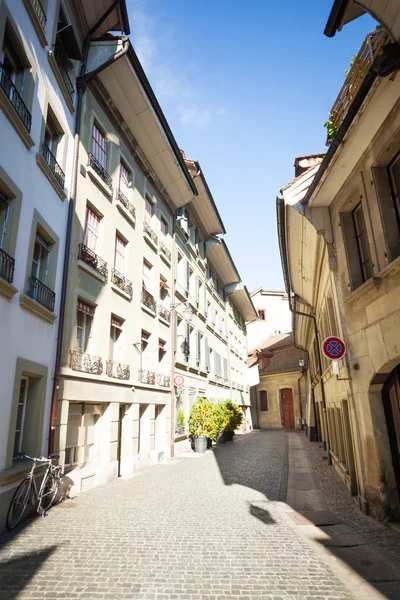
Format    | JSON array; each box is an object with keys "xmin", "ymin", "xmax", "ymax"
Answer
[
  {"xmin": 280, "ymin": 388, "xmax": 295, "ymax": 430},
  {"xmin": 382, "ymin": 364, "xmax": 400, "ymax": 495}
]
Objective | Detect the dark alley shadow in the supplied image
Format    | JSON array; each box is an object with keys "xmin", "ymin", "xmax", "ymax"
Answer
[
  {"xmin": 0, "ymin": 545, "xmax": 57, "ymax": 600},
  {"xmin": 213, "ymin": 430, "xmax": 400, "ymax": 600}
]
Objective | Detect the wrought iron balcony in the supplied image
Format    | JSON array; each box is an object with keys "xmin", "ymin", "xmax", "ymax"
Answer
[
  {"xmin": 117, "ymin": 189, "xmax": 136, "ymax": 219},
  {"xmin": 30, "ymin": 0, "xmax": 47, "ymax": 30},
  {"xmin": 106, "ymin": 360, "xmax": 130, "ymax": 380},
  {"xmin": 327, "ymin": 29, "xmax": 390, "ymax": 143},
  {"xmin": 78, "ymin": 243, "xmax": 108, "ymax": 279},
  {"xmin": 159, "ymin": 241, "xmax": 171, "ymax": 261},
  {"xmin": 112, "ymin": 268, "xmax": 133, "ymax": 299},
  {"xmin": 28, "ymin": 276, "xmax": 55, "ymax": 312},
  {"xmin": 157, "ymin": 373, "xmax": 170, "ymax": 387},
  {"xmin": 141, "ymin": 288, "xmax": 156, "ymax": 313},
  {"xmin": 158, "ymin": 304, "xmax": 171, "ymax": 323},
  {"xmin": 139, "ymin": 369, "xmax": 155, "ymax": 384},
  {"xmin": 143, "ymin": 221, "xmax": 158, "ymax": 246},
  {"xmin": 42, "ymin": 143, "xmax": 65, "ymax": 188},
  {"xmin": 0, "ymin": 62, "xmax": 32, "ymax": 133},
  {"xmin": 88, "ymin": 153, "xmax": 113, "ymax": 190},
  {"xmin": 70, "ymin": 350, "xmax": 103, "ymax": 375},
  {"xmin": 0, "ymin": 247, "xmax": 15, "ymax": 283},
  {"xmin": 53, "ymin": 45, "xmax": 74, "ymax": 101}
]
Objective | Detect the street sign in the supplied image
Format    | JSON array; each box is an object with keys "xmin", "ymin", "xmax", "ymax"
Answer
[
  {"xmin": 174, "ymin": 375, "xmax": 184, "ymax": 387},
  {"xmin": 322, "ymin": 336, "xmax": 346, "ymax": 360}
]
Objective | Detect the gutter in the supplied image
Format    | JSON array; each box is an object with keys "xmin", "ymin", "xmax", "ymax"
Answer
[
  {"xmin": 194, "ymin": 161, "xmax": 226, "ymax": 234},
  {"xmin": 324, "ymin": 0, "xmax": 350, "ymax": 37},
  {"xmin": 302, "ymin": 68, "xmax": 377, "ymax": 206}
]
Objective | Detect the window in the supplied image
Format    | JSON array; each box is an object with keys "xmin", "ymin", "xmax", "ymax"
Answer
[
  {"xmin": 84, "ymin": 207, "xmax": 100, "ymax": 252},
  {"xmin": 44, "ymin": 108, "xmax": 61, "ymax": 159},
  {"xmin": 31, "ymin": 233, "xmax": 50, "ymax": 284},
  {"xmin": 109, "ymin": 316, "xmax": 122, "ymax": 361},
  {"xmin": 119, "ymin": 162, "xmax": 131, "ymax": 198},
  {"xmin": 372, "ymin": 159, "xmax": 400, "ymax": 262},
  {"xmin": 145, "ymin": 196, "xmax": 153, "ymax": 224},
  {"xmin": 13, "ymin": 377, "xmax": 28, "ymax": 458},
  {"xmin": 142, "ymin": 260, "xmax": 153, "ymax": 293},
  {"xmin": 161, "ymin": 217, "xmax": 168, "ymax": 236},
  {"xmin": 2, "ymin": 30, "xmax": 26, "ymax": 96},
  {"xmin": 76, "ymin": 301, "xmax": 94, "ymax": 351},
  {"xmin": 0, "ymin": 192, "xmax": 14, "ymax": 282},
  {"xmin": 257, "ymin": 310, "xmax": 266, "ymax": 321},
  {"xmin": 260, "ymin": 390, "xmax": 268, "ymax": 411},
  {"xmin": 53, "ymin": 4, "xmax": 79, "ymax": 102},
  {"xmin": 65, "ymin": 404, "xmax": 99, "ymax": 470},
  {"xmin": 114, "ymin": 235, "xmax": 126, "ymax": 274},
  {"xmin": 141, "ymin": 329, "xmax": 150, "ymax": 353},
  {"xmin": 160, "ymin": 275, "xmax": 169, "ymax": 300},
  {"xmin": 92, "ymin": 123, "xmax": 107, "ymax": 169},
  {"xmin": 159, "ymin": 338, "xmax": 167, "ymax": 362},
  {"xmin": 352, "ymin": 203, "xmax": 373, "ymax": 283},
  {"xmin": 41, "ymin": 106, "xmax": 65, "ymax": 188}
]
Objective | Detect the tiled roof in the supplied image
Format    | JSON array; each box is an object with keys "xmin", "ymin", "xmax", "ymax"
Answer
[
  {"xmin": 255, "ymin": 332, "xmax": 292, "ymax": 352},
  {"xmin": 259, "ymin": 346, "xmax": 307, "ymax": 376}
]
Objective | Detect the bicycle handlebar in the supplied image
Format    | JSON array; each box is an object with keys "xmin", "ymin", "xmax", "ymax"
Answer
[{"xmin": 18, "ymin": 453, "xmax": 55, "ymax": 463}]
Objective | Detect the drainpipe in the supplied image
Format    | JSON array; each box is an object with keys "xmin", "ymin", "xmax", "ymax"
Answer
[
  {"xmin": 49, "ymin": 3, "xmax": 129, "ymax": 455},
  {"xmin": 297, "ymin": 369, "xmax": 304, "ymax": 430},
  {"xmin": 276, "ymin": 196, "xmax": 332, "ymax": 464},
  {"xmin": 169, "ymin": 213, "xmax": 177, "ymax": 458}
]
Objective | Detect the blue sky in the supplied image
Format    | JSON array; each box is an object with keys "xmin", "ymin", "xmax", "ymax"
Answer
[{"xmin": 127, "ymin": 0, "xmax": 376, "ymax": 291}]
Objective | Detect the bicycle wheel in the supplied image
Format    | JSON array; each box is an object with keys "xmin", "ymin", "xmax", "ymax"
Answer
[
  {"xmin": 40, "ymin": 473, "xmax": 60, "ymax": 512},
  {"xmin": 6, "ymin": 478, "xmax": 31, "ymax": 530}
]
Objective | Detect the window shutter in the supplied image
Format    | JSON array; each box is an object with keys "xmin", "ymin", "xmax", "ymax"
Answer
[
  {"xmin": 203, "ymin": 284, "xmax": 207, "ymax": 315},
  {"xmin": 223, "ymin": 357, "xmax": 228, "ymax": 379},
  {"xmin": 196, "ymin": 331, "xmax": 201, "ymax": 362},
  {"xmin": 174, "ymin": 312, "xmax": 178, "ymax": 355},
  {"xmin": 185, "ymin": 322, "xmax": 190, "ymax": 356},
  {"xmin": 195, "ymin": 226, "xmax": 199, "ymax": 245},
  {"xmin": 205, "ymin": 337, "xmax": 209, "ymax": 369},
  {"xmin": 195, "ymin": 275, "xmax": 199, "ymax": 303},
  {"xmin": 186, "ymin": 261, "xmax": 190, "ymax": 293}
]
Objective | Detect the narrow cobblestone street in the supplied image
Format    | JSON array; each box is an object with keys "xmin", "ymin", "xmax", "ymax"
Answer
[{"xmin": 1, "ymin": 431, "xmax": 400, "ymax": 600}]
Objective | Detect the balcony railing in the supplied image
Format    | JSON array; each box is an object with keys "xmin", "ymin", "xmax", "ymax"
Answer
[
  {"xmin": 158, "ymin": 304, "xmax": 171, "ymax": 323},
  {"xmin": 78, "ymin": 244, "xmax": 108, "ymax": 279},
  {"xmin": 112, "ymin": 268, "xmax": 133, "ymax": 299},
  {"xmin": 159, "ymin": 241, "xmax": 171, "ymax": 261},
  {"xmin": 28, "ymin": 276, "xmax": 55, "ymax": 312},
  {"xmin": 42, "ymin": 143, "xmax": 65, "ymax": 188},
  {"xmin": 0, "ymin": 247, "xmax": 15, "ymax": 283},
  {"xmin": 141, "ymin": 288, "xmax": 157, "ymax": 313},
  {"xmin": 106, "ymin": 360, "xmax": 130, "ymax": 380},
  {"xmin": 327, "ymin": 29, "xmax": 390, "ymax": 142},
  {"xmin": 143, "ymin": 221, "xmax": 158, "ymax": 246},
  {"xmin": 30, "ymin": 0, "xmax": 47, "ymax": 30},
  {"xmin": 88, "ymin": 153, "xmax": 113, "ymax": 190},
  {"xmin": 139, "ymin": 369, "xmax": 155, "ymax": 384},
  {"xmin": 53, "ymin": 45, "xmax": 75, "ymax": 101},
  {"xmin": 157, "ymin": 373, "xmax": 170, "ymax": 387},
  {"xmin": 0, "ymin": 62, "xmax": 32, "ymax": 133},
  {"xmin": 117, "ymin": 189, "xmax": 136, "ymax": 220},
  {"xmin": 70, "ymin": 350, "xmax": 103, "ymax": 375}
]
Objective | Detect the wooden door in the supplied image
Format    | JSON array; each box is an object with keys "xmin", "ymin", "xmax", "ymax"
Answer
[
  {"xmin": 383, "ymin": 366, "xmax": 400, "ymax": 494},
  {"xmin": 280, "ymin": 388, "xmax": 295, "ymax": 430}
]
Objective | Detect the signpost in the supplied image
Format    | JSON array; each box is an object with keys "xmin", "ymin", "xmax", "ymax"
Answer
[{"xmin": 174, "ymin": 374, "xmax": 184, "ymax": 387}]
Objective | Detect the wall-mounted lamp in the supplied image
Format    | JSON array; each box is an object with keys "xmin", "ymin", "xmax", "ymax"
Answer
[
  {"xmin": 298, "ymin": 358, "xmax": 305, "ymax": 368},
  {"xmin": 171, "ymin": 301, "xmax": 193, "ymax": 323}
]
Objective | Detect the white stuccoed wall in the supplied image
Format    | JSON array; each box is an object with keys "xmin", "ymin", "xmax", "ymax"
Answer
[{"xmin": 247, "ymin": 290, "xmax": 292, "ymax": 351}]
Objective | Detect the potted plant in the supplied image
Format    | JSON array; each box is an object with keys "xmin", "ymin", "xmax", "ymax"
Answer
[
  {"xmin": 218, "ymin": 400, "xmax": 243, "ymax": 442},
  {"xmin": 176, "ymin": 408, "xmax": 185, "ymax": 436},
  {"xmin": 188, "ymin": 397, "xmax": 217, "ymax": 453}
]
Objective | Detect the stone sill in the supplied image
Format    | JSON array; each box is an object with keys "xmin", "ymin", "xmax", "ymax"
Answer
[
  {"xmin": 87, "ymin": 166, "xmax": 113, "ymax": 198},
  {"xmin": 47, "ymin": 51, "xmax": 75, "ymax": 114},
  {"xmin": 143, "ymin": 231, "xmax": 158, "ymax": 252},
  {"xmin": 0, "ymin": 277, "xmax": 18, "ymax": 299},
  {"xmin": 140, "ymin": 303, "xmax": 156, "ymax": 318},
  {"xmin": 0, "ymin": 461, "xmax": 46, "ymax": 488},
  {"xmin": 158, "ymin": 315, "xmax": 171, "ymax": 327},
  {"xmin": 134, "ymin": 382, "xmax": 170, "ymax": 393},
  {"xmin": 344, "ymin": 256, "xmax": 400, "ymax": 306},
  {"xmin": 116, "ymin": 199, "xmax": 136, "ymax": 226},
  {"xmin": 160, "ymin": 252, "xmax": 172, "ymax": 267},
  {"xmin": 20, "ymin": 293, "xmax": 57, "ymax": 323},
  {"xmin": 36, "ymin": 153, "xmax": 66, "ymax": 200},
  {"xmin": 0, "ymin": 88, "xmax": 34, "ymax": 150},
  {"xmin": 111, "ymin": 283, "xmax": 132, "ymax": 301},
  {"xmin": 175, "ymin": 286, "xmax": 188, "ymax": 302},
  {"xmin": 78, "ymin": 259, "xmax": 107, "ymax": 284},
  {"xmin": 22, "ymin": 0, "xmax": 48, "ymax": 47}
]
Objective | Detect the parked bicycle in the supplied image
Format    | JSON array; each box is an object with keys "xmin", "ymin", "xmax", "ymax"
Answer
[{"xmin": 6, "ymin": 453, "xmax": 62, "ymax": 530}]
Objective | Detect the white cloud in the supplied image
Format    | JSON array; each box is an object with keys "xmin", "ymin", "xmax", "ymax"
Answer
[{"xmin": 127, "ymin": 0, "xmax": 226, "ymax": 128}]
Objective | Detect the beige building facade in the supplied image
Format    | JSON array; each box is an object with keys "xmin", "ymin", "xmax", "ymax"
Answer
[{"xmin": 278, "ymin": 16, "xmax": 400, "ymax": 521}]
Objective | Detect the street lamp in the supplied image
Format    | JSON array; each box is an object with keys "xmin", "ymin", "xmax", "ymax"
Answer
[
  {"xmin": 298, "ymin": 358, "xmax": 305, "ymax": 369},
  {"xmin": 171, "ymin": 301, "xmax": 193, "ymax": 323}
]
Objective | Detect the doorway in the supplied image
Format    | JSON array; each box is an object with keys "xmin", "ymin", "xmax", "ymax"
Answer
[
  {"xmin": 117, "ymin": 404, "xmax": 126, "ymax": 477},
  {"xmin": 280, "ymin": 388, "xmax": 295, "ymax": 430},
  {"xmin": 382, "ymin": 365, "xmax": 400, "ymax": 495}
]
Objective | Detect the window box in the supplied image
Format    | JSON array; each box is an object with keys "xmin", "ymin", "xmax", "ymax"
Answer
[
  {"xmin": 0, "ymin": 63, "xmax": 34, "ymax": 149},
  {"xmin": 22, "ymin": 0, "xmax": 48, "ymax": 47}
]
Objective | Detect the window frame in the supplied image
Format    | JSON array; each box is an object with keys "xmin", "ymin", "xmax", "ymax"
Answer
[
  {"xmin": 13, "ymin": 376, "xmax": 29, "ymax": 459},
  {"xmin": 91, "ymin": 123, "xmax": 107, "ymax": 170},
  {"xmin": 257, "ymin": 309, "xmax": 266, "ymax": 321},
  {"xmin": 76, "ymin": 301, "xmax": 94, "ymax": 352},
  {"xmin": 83, "ymin": 206, "xmax": 101, "ymax": 253},
  {"xmin": 260, "ymin": 390, "xmax": 268, "ymax": 412}
]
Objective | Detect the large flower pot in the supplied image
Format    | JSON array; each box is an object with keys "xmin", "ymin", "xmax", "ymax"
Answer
[
  {"xmin": 194, "ymin": 436, "xmax": 207, "ymax": 453},
  {"xmin": 224, "ymin": 430, "xmax": 234, "ymax": 442}
]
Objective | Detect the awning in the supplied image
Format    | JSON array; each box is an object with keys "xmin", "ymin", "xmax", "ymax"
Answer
[
  {"xmin": 111, "ymin": 317, "xmax": 123, "ymax": 329},
  {"xmin": 77, "ymin": 301, "xmax": 95, "ymax": 316}
]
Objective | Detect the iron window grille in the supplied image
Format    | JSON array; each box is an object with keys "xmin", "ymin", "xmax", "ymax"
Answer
[
  {"xmin": 27, "ymin": 275, "xmax": 55, "ymax": 312},
  {"xmin": 158, "ymin": 304, "xmax": 171, "ymax": 323},
  {"xmin": 42, "ymin": 142, "xmax": 65, "ymax": 188},
  {"xmin": 88, "ymin": 153, "xmax": 113, "ymax": 190},
  {"xmin": 0, "ymin": 247, "xmax": 15, "ymax": 283},
  {"xmin": 0, "ymin": 62, "xmax": 32, "ymax": 132},
  {"xmin": 117, "ymin": 188, "xmax": 136, "ymax": 219},
  {"xmin": 106, "ymin": 360, "xmax": 130, "ymax": 380},
  {"xmin": 159, "ymin": 241, "xmax": 171, "ymax": 261},
  {"xmin": 111, "ymin": 269, "xmax": 133, "ymax": 299},
  {"xmin": 70, "ymin": 350, "xmax": 103, "ymax": 375},
  {"xmin": 78, "ymin": 243, "xmax": 108, "ymax": 279},
  {"xmin": 141, "ymin": 288, "xmax": 157, "ymax": 313},
  {"xmin": 139, "ymin": 369, "xmax": 156, "ymax": 384},
  {"xmin": 143, "ymin": 221, "xmax": 158, "ymax": 245}
]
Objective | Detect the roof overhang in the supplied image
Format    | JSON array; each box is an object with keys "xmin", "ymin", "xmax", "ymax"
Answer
[
  {"xmin": 86, "ymin": 39, "xmax": 198, "ymax": 208},
  {"xmin": 324, "ymin": 1, "xmax": 400, "ymax": 42},
  {"xmin": 77, "ymin": 0, "xmax": 130, "ymax": 36},
  {"xmin": 225, "ymin": 283, "xmax": 258, "ymax": 323},
  {"xmin": 306, "ymin": 73, "xmax": 400, "ymax": 208},
  {"xmin": 184, "ymin": 158, "xmax": 226, "ymax": 236},
  {"xmin": 206, "ymin": 238, "xmax": 240, "ymax": 285}
]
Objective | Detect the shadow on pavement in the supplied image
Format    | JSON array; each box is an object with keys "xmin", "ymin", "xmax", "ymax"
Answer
[{"xmin": 0, "ymin": 545, "xmax": 57, "ymax": 600}]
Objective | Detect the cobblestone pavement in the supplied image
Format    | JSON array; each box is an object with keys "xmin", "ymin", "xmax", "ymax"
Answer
[{"xmin": 0, "ymin": 430, "xmax": 362, "ymax": 600}]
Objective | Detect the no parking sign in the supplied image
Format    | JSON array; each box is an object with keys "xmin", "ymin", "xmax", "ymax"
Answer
[{"xmin": 322, "ymin": 336, "xmax": 346, "ymax": 361}]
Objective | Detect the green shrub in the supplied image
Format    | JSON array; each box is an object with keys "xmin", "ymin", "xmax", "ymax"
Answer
[
  {"xmin": 218, "ymin": 400, "xmax": 243, "ymax": 432},
  {"xmin": 188, "ymin": 398, "xmax": 219, "ymax": 439},
  {"xmin": 177, "ymin": 408, "xmax": 185, "ymax": 429}
]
